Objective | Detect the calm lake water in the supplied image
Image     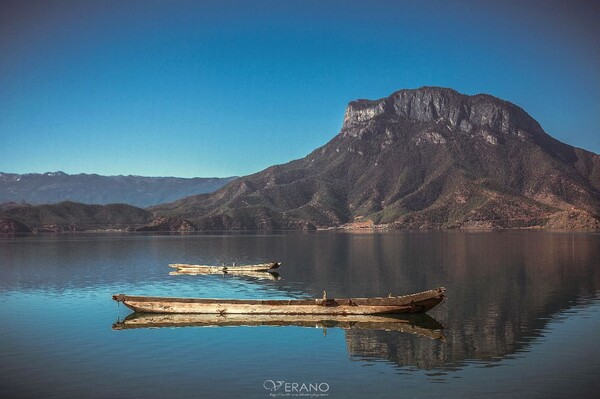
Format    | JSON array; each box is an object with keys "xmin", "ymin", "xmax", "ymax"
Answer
[{"xmin": 1, "ymin": 231, "xmax": 599, "ymax": 398}]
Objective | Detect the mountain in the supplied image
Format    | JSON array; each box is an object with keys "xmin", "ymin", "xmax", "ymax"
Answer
[
  {"xmin": 0, "ymin": 172, "xmax": 235, "ymax": 207},
  {"xmin": 0, "ymin": 201, "xmax": 153, "ymax": 232},
  {"xmin": 152, "ymin": 87, "xmax": 600, "ymax": 230}
]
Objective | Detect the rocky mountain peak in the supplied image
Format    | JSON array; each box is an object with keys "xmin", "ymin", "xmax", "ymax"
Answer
[
  {"xmin": 16, "ymin": 87, "xmax": 595, "ymax": 232},
  {"xmin": 341, "ymin": 86, "xmax": 545, "ymax": 141}
]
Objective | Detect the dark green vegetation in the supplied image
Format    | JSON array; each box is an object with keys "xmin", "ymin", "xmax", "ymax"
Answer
[
  {"xmin": 152, "ymin": 87, "xmax": 600, "ymax": 230},
  {"xmin": 0, "ymin": 201, "xmax": 152, "ymax": 232},
  {"xmin": 0, "ymin": 172, "xmax": 235, "ymax": 207}
]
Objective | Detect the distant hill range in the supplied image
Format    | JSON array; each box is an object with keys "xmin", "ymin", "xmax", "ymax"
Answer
[
  {"xmin": 2, "ymin": 87, "xmax": 599, "ymax": 232},
  {"xmin": 0, "ymin": 172, "xmax": 235, "ymax": 207},
  {"xmin": 152, "ymin": 87, "xmax": 600, "ymax": 230},
  {"xmin": 0, "ymin": 201, "xmax": 152, "ymax": 233}
]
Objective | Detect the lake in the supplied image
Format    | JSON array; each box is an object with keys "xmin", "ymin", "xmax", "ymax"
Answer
[{"xmin": 1, "ymin": 231, "xmax": 599, "ymax": 398}]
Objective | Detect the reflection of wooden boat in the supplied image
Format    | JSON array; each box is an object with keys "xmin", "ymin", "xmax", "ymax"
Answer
[
  {"xmin": 168, "ymin": 262, "xmax": 281, "ymax": 272},
  {"xmin": 112, "ymin": 313, "xmax": 445, "ymax": 340},
  {"xmin": 112, "ymin": 287, "xmax": 446, "ymax": 315},
  {"xmin": 169, "ymin": 270, "xmax": 281, "ymax": 280}
]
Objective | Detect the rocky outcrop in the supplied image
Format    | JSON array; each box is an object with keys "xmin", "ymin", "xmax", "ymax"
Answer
[
  {"xmin": 545, "ymin": 209, "xmax": 600, "ymax": 229},
  {"xmin": 136, "ymin": 217, "xmax": 197, "ymax": 232},
  {"xmin": 343, "ymin": 87, "xmax": 544, "ymax": 140}
]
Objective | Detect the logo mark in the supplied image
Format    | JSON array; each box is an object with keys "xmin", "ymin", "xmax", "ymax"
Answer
[{"xmin": 263, "ymin": 380, "xmax": 285, "ymax": 392}]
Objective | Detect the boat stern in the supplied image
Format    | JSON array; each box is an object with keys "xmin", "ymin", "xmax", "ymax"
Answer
[{"xmin": 112, "ymin": 293, "xmax": 126, "ymax": 303}]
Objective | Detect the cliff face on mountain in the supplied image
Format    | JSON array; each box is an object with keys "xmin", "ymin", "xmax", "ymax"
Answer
[{"xmin": 153, "ymin": 87, "xmax": 600, "ymax": 230}]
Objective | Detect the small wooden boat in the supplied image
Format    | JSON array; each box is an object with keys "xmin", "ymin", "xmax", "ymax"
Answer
[
  {"xmin": 112, "ymin": 313, "xmax": 445, "ymax": 340},
  {"xmin": 169, "ymin": 270, "xmax": 281, "ymax": 280},
  {"xmin": 168, "ymin": 262, "xmax": 281, "ymax": 272},
  {"xmin": 112, "ymin": 287, "xmax": 445, "ymax": 315}
]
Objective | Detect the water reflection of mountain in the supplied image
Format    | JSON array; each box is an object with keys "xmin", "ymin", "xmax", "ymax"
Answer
[
  {"xmin": 322, "ymin": 232, "xmax": 600, "ymax": 370},
  {"xmin": 344, "ymin": 297, "xmax": 599, "ymax": 371},
  {"xmin": 345, "ymin": 330, "xmax": 446, "ymax": 370},
  {"xmin": 212, "ymin": 231, "xmax": 599, "ymax": 370},
  {"xmin": 3, "ymin": 231, "xmax": 599, "ymax": 370}
]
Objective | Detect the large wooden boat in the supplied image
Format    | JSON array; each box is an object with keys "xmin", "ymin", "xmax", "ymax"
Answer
[
  {"xmin": 168, "ymin": 262, "xmax": 281, "ymax": 272},
  {"xmin": 112, "ymin": 313, "xmax": 445, "ymax": 340},
  {"xmin": 112, "ymin": 287, "xmax": 446, "ymax": 315}
]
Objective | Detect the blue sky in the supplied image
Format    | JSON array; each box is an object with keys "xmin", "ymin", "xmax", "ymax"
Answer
[{"xmin": 1, "ymin": 0, "xmax": 599, "ymax": 178}]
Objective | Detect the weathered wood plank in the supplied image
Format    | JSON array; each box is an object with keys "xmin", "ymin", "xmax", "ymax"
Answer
[
  {"xmin": 112, "ymin": 287, "xmax": 446, "ymax": 315},
  {"xmin": 169, "ymin": 270, "xmax": 281, "ymax": 280},
  {"xmin": 168, "ymin": 262, "xmax": 281, "ymax": 272}
]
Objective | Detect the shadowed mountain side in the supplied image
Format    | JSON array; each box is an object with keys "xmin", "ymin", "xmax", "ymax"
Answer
[
  {"xmin": 0, "ymin": 202, "xmax": 153, "ymax": 232},
  {"xmin": 0, "ymin": 217, "xmax": 32, "ymax": 233},
  {"xmin": 152, "ymin": 87, "xmax": 600, "ymax": 230}
]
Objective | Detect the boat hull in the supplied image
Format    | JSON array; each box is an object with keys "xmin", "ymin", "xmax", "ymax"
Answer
[
  {"xmin": 168, "ymin": 262, "xmax": 281, "ymax": 272},
  {"xmin": 112, "ymin": 287, "xmax": 445, "ymax": 315},
  {"xmin": 169, "ymin": 270, "xmax": 281, "ymax": 280}
]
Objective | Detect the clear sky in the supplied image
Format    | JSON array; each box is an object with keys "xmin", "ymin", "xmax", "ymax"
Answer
[{"xmin": 1, "ymin": 0, "xmax": 599, "ymax": 178}]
